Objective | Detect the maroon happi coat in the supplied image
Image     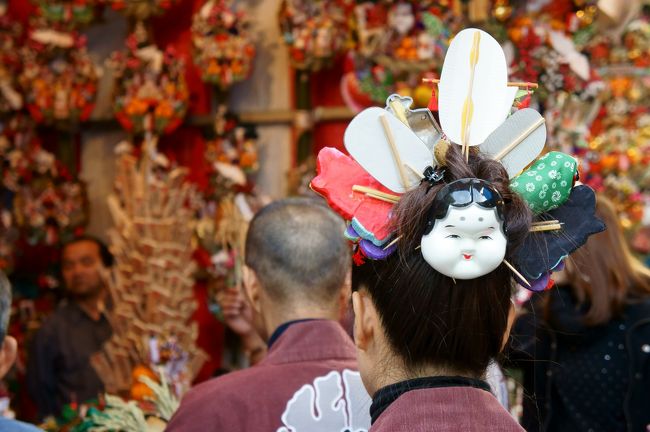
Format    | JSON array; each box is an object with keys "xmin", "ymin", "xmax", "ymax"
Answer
[
  {"xmin": 166, "ymin": 320, "xmax": 372, "ymax": 431},
  {"xmin": 371, "ymin": 385, "xmax": 524, "ymax": 432}
]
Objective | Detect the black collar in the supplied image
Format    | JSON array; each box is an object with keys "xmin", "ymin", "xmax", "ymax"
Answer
[
  {"xmin": 267, "ymin": 319, "xmax": 318, "ymax": 348},
  {"xmin": 370, "ymin": 375, "xmax": 492, "ymax": 424}
]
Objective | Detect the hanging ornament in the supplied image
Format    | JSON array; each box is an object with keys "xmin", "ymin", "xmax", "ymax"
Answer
[
  {"xmin": 31, "ymin": 0, "xmax": 101, "ymax": 31},
  {"xmin": 108, "ymin": 25, "xmax": 189, "ymax": 136},
  {"xmin": 492, "ymin": 0, "xmax": 513, "ymax": 22},
  {"xmin": 191, "ymin": 0, "xmax": 255, "ymax": 89},
  {"xmin": 108, "ymin": 0, "xmax": 178, "ymax": 21},
  {"xmin": 0, "ymin": 16, "xmax": 23, "ymax": 117},
  {"xmin": 342, "ymin": 1, "xmax": 459, "ymax": 112},
  {"xmin": 18, "ymin": 31, "xmax": 98, "ymax": 126},
  {"xmin": 278, "ymin": 0, "xmax": 350, "ymax": 71},
  {"xmin": 0, "ymin": 115, "xmax": 88, "ymax": 248},
  {"xmin": 205, "ymin": 109, "xmax": 259, "ymax": 197},
  {"xmin": 354, "ymin": 2, "xmax": 454, "ymax": 73},
  {"xmin": 196, "ymin": 108, "xmax": 263, "ymax": 322}
]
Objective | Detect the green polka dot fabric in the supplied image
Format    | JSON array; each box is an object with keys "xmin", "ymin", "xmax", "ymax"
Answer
[{"xmin": 509, "ymin": 151, "xmax": 578, "ymax": 214}]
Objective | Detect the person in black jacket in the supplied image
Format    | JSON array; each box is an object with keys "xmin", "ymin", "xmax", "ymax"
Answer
[{"xmin": 508, "ymin": 195, "xmax": 650, "ymax": 432}]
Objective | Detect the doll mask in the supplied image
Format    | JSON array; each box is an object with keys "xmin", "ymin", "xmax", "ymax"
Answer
[{"xmin": 421, "ymin": 178, "xmax": 507, "ymax": 280}]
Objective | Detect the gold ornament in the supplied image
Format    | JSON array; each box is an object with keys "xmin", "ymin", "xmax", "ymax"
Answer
[
  {"xmin": 492, "ymin": 0, "xmax": 512, "ymax": 21},
  {"xmin": 434, "ymin": 139, "xmax": 451, "ymax": 166},
  {"xmin": 493, "ymin": 4, "xmax": 513, "ymax": 21}
]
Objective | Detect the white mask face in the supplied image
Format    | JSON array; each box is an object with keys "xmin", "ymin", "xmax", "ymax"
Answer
[{"xmin": 421, "ymin": 204, "xmax": 507, "ymax": 280}]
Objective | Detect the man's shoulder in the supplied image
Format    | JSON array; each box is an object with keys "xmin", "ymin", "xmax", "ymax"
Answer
[
  {"xmin": 0, "ymin": 417, "xmax": 43, "ymax": 432},
  {"xmin": 183, "ymin": 365, "xmax": 274, "ymax": 402},
  {"xmin": 167, "ymin": 367, "xmax": 274, "ymax": 430},
  {"xmin": 37, "ymin": 303, "xmax": 75, "ymax": 333},
  {"xmin": 170, "ymin": 366, "xmax": 371, "ymax": 431},
  {"xmin": 45, "ymin": 301, "xmax": 77, "ymax": 320}
]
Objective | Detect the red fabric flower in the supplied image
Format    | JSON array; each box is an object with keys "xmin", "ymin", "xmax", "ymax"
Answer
[
  {"xmin": 352, "ymin": 248, "xmax": 366, "ymax": 266},
  {"xmin": 311, "ymin": 147, "xmax": 397, "ymax": 243}
]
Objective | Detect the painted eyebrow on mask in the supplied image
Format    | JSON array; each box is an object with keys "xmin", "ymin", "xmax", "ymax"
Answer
[{"xmin": 445, "ymin": 225, "xmax": 455, "ymax": 228}]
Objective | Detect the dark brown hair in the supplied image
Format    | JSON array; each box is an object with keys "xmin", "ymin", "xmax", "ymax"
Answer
[
  {"xmin": 559, "ymin": 195, "xmax": 650, "ymax": 326},
  {"xmin": 353, "ymin": 144, "xmax": 531, "ymax": 376},
  {"xmin": 62, "ymin": 235, "xmax": 114, "ymax": 268}
]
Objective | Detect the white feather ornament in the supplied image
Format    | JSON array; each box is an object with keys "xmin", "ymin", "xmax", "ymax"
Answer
[
  {"xmin": 438, "ymin": 28, "xmax": 517, "ymax": 148},
  {"xmin": 344, "ymin": 107, "xmax": 432, "ymax": 193}
]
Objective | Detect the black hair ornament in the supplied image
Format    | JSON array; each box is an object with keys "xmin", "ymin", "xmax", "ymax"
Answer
[{"xmin": 422, "ymin": 166, "xmax": 445, "ymax": 192}]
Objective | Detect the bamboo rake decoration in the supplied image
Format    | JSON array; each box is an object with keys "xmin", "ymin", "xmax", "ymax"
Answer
[{"xmin": 92, "ymin": 138, "xmax": 207, "ymax": 395}]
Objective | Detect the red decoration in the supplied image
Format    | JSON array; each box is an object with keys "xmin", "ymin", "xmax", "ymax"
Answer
[
  {"xmin": 18, "ymin": 32, "xmax": 98, "ymax": 125},
  {"xmin": 311, "ymin": 147, "xmax": 396, "ymax": 243},
  {"xmin": 109, "ymin": 30, "xmax": 189, "ymax": 136},
  {"xmin": 427, "ymin": 87, "xmax": 438, "ymax": 111},
  {"xmin": 191, "ymin": 0, "xmax": 255, "ymax": 89}
]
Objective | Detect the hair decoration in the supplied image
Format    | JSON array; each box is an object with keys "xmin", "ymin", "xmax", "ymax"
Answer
[
  {"xmin": 515, "ymin": 184, "xmax": 606, "ymax": 289},
  {"xmin": 313, "ymin": 27, "xmax": 605, "ymax": 289},
  {"xmin": 420, "ymin": 178, "xmax": 508, "ymax": 280},
  {"xmin": 510, "ymin": 151, "xmax": 578, "ymax": 214},
  {"xmin": 421, "ymin": 166, "xmax": 445, "ymax": 189}
]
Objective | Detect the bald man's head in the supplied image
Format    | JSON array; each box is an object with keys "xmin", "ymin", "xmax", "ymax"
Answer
[{"xmin": 245, "ymin": 198, "xmax": 350, "ymax": 307}]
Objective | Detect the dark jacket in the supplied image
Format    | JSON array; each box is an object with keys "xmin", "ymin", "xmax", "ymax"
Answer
[
  {"xmin": 507, "ymin": 287, "xmax": 650, "ymax": 432},
  {"xmin": 26, "ymin": 301, "xmax": 112, "ymax": 419},
  {"xmin": 166, "ymin": 320, "xmax": 371, "ymax": 431}
]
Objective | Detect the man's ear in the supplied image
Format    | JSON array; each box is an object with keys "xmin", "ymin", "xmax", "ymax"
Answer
[
  {"xmin": 242, "ymin": 265, "xmax": 262, "ymax": 315},
  {"xmin": 0, "ymin": 335, "xmax": 17, "ymax": 378},
  {"xmin": 338, "ymin": 269, "xmax": 352, "ymax": 319},
  {"xmin": 352, "ymin": 290, "xmax": 377, "ymax": 352}
]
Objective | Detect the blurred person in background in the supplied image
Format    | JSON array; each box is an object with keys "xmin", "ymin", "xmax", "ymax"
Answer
[
  {"xmin": 509, "ymin": 195, "xmax": 650, "ymax": 432},
  {"xmin": 0, "ymin": 271, "xmax": 42, "ymax": 431},
  {"xmin": 26, "ymin": 236, "xmax": 113, "ymax": 420}
]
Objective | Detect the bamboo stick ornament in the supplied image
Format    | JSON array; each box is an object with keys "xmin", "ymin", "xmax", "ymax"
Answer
[
  {"xmin": 531, "ymin": 219, "xmax": 561, "ymax": 226},
  {"xmin": 494, "ymin": 117, "xmax": 546, "ymax": 161},
  {"xmin": 379, "ymin": 114, "xmax": 411, "ymax": 190},
  {"xmin": 364, "ymin": 193, "xmax": 399, "ymax": 204},
  {"xmin": 382, "ymin": 236, "xmax": 402, "ymax": 250},
  {"xmin": 352, "ymin": 185, "xmax": 401, "ymax": 203},
  {"xmin": 423, "ymin": 77, "xmax": 539, "ymax": 89},
  {"xmin": 503, "ymin": 259, "xmax": 531, "ymax": 288},
  {"xmin": 530, "ymin": 223, "xmax": 563, "ymax": 232}
]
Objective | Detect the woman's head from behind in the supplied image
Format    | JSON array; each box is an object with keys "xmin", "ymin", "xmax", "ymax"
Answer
[
  {"xmin": 562, "ymin": 194, "xmax": 650, "ymax": 326},
  {"xmin": 351, "ymin": 145, "xmax": 530, "ymax": 395}
]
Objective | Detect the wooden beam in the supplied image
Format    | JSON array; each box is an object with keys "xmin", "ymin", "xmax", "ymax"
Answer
[{"xmin": 80, "ymin": 106, "xmax": 357, "ymax": 130}]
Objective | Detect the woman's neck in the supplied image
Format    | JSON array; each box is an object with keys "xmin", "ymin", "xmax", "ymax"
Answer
[{"xmin": 369, "ymin": 358, "xmax": 480, "ymax": 396}]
